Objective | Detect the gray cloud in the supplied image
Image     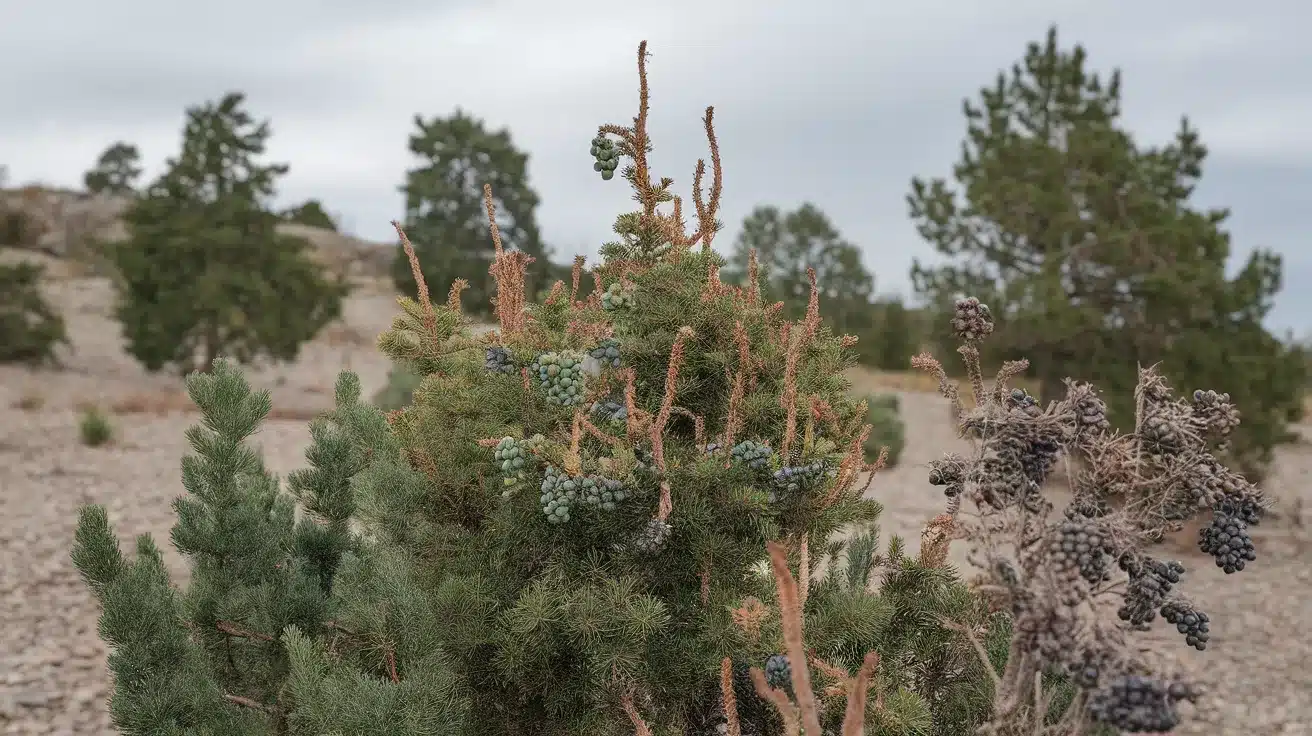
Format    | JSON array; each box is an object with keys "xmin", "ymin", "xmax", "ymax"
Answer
[{"xmin": 3, "ymin": 0, "xmax": 1308, "ymax": 331}]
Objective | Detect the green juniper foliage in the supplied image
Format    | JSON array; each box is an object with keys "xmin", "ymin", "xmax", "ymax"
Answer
[
  {"xmin": 357, "ymin": 42, "xmax": 1006, "ymax": 735},
  {"xmin": 109, "ymin": 92, "xmax": 349, "ymax": 375},
  {"xmin": 907, "ymin": 25, "xmax": 1305, "ymax": 478},
  {"xmin": 0, "ymin": 260, "xmax": 67, "ymax": 365}
]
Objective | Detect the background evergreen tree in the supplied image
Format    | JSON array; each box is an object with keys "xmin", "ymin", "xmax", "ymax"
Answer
[
  {"xmin": 906, "ymin": 25, "xmax": 1304, "ymax": 475},
  {"xmin": 280, "ymin": 199, "xmax": 339, "ymax": 231},
  {"xmin": 722, "ymin": 204, "xmax": 883, "ymax": 366},
  {"xmin": 395, "ymin": 109, "xmax": 552, "ymax": 314},
  {"xmin": 109, "ymin": 92, "xmax": 349, "ymax": 374},
  {"xmin": 0, "ymin": 260, "xmax": 67, "ymax": 364},
  {"xmin": 84, "ymin": 141, "xmax": 143, "ymax": 196}
]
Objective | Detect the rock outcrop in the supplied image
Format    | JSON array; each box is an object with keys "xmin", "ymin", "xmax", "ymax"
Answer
[{"xmin": 0, "ymin": 185, "xmax": 392, "ymax": 280}]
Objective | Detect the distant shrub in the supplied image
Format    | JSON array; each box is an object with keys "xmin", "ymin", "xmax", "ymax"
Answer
[
  {"xmin": 78, "ymin": 407, "xmax": 113, "ymax": 447},
  {"xmin": 14, "ymin": 391, "xmax": 45, "ymax": 410},
  {"xmin": 862, "ymin": 392, "xmax": 905, "ymax": 466},
  {"xmin": 0, "ymin": 261, "xmax": 67, "ymax": 365}
]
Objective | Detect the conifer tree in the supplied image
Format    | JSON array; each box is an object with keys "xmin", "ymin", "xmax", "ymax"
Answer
[
  {"xmin": 395, "ymin": 108, "xmax": 552, "ymax": 314},
  {"xmin": 280, "ymin": 199, "xmax": 339, "ymax": 231},
  {"xmin": 84, "ymin": 141, "xmax": 143, "ymax": 196},
  {"xmin": 724, "ymin": 204, "xmax": 874, "ymax": 322},
  {"xmin": 70, "ymin": 362, "xmax": 462, "ymax": 732},
  {"xmin": 0, "ymin": 260, "xmax": 68, "ymax": 364},
  {"xmin": 723, "ymin": 204, "xmax": 879, "ymax": 367},
  {"xmin": 109, "ymin": 93, "xmax": 349, "ymax": 374},
  {"xmin": 907, "ymin": 25, "xmax": 1304, "ymax": 475}
]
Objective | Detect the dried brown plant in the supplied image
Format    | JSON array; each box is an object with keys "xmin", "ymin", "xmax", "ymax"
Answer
[
  {"xmin": 915, "ymin": 296, "xmax": 1266, "ymax": 735},
  {"xmin": 484, "ymin": 184, "xmax": 532, "ymax": 335},
  {"xmin": 745, "ymin": 541, "xmax": 883, "ymax": 736},
  {"xmin": 729, "ymin": 596, "xmax": 769, "ymax": 642},
  {"xmin": 595, "ymin": 41, "xmax": 722, "ymax": 256}
]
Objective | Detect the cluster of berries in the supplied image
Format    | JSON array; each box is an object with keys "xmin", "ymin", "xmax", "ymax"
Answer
[
  {"xmin": 1160, "ymin": 601, "xmax": 1210, "ymax": 651},
  {"xmin": 633, "ymin": 517, "xmax": 672, "ymax": 553},
  {"xmin": 590, "ymin": 134, "xmax": 620, "ymax": 180},
  {"xmin": 1139, "ymin": 410, "xmax": 1185, "ymax": 455},
  {"xmin": 729, "ymin": 440, "xmax": 773, "ymax": 471},
  {"xmin": 538, "ymin": 466, "xmax": 632, "ymax": 524},
  {"xmin": 1067, "ymin": 381, "xmax": 1112, "ymax": 437},
  {"xmin": 493, "ymin": 434, "xmax": 543, "ymax": 494},
  {"xmin": 1047, "ymin": 519, "xmax": 1114, "ymax": 585},
  {"xmin": 1191, "ymin": 388, "xmax": 1240, "ymax": 442},
  {"xmin": 1198, "ymin": 513, "xmax": 1257, "ymax": 573},
  {"xmin": 590, "ymin": 397, "xmax": 627, "ymax": 424},
  {"xmin": 971, "ymin": 438, "xmax": 1040, "ymax": 510},
  {"xmin": 600, "ymin": 282, "xmax": 636, "ymax": 312},
  {"xmin": 997, "ymin": 388, "xmax": 1063, "ymax": 488},
  {"xmin": 1086, "ymin": 675, "xmax": 1200, "ymax": 733},
  {"xmin": 588, "ymin": 337, "xmax": 622, "ymax": 369},
  {"xmin": 484, "ymin": 345, "xmax": 517, "ymax": 375},
  {"xmin": 769, "ymin": 461, "xmax": 830, "ymax": 502},
  {"xmin": 951, "ymin": 296, "xmax": 994, "ymax": 342},
  {"xmin": 1117, "ymin": 556, "xmax": 1185, "ymax": 628},
  {"xmin": 763, "ymin": 654, "xmax": 791, "ymax": 690},
  {"xmin": 529, "ymin": 351, "xmax": 588, "ymax": 407},
  {"xmin": 928, "ymin": 454, "xmax": 966, "ymax": 498}
]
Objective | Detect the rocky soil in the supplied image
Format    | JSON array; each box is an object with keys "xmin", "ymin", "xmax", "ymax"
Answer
[{"xmin": 2, "ymin": 277, "xmax": 1310, "ymax": 734}]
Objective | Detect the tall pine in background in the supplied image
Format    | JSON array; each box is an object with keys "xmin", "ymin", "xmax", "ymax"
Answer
[
  {"xmin": 723, "ymin": 204, "xmax": 889, "ymax": 367},
  {"xmin": 83, "ymin": 142, "xmax": 143, "ymax": 197},
  {"xmin": 395, "ymin": 109, "xmax": 553, "ymax": 315},
  {"xmin": 907, "ymin": 25, "xmax": 1304, "ymax": 476},
  {"xmin": 109, "ymin": 93, "xmax": 349, "ymax": 374}
]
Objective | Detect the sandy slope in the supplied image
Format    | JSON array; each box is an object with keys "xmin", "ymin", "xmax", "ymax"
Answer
[{"xmin": 1, "ymin": 278, "xmax": 1309, "ymax": 734}]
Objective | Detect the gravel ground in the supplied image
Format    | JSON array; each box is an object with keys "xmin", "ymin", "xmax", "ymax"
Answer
[{"xmin": 2, "ymin": 278, "xmax": 1310, "ymax": 734}]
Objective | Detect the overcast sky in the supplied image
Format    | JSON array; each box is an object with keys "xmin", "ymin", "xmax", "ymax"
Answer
[{"xmin": 3, "ymin": 0, "xmax": 1308, "ymax": 333}]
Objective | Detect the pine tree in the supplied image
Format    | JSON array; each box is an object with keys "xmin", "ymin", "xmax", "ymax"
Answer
[
  {"xmin": 84, "ymin": 141, "xmax": 143, "ymax": 196},
  {"xmin": 723, "ymin": 204, "xmax": 879, "ymax": 368},
  {"xmin": 723, "ymin": 204, "xmax": 874, "ymax": 321},
  {"xmin": 395, "ymin": 108, "xmax": 552, "ymax": 315},
  {"xmin": 0, "ymin": 260, "xmax": 68, "ymax": 364},
  {"xmin": 70, "ymin": 363, "xmax": 457, "ymax": 732},
  {"xmin": 280, "ymin": 199, "xmax": 339, "ymax": 231},
  {"xmin": 354, "ymin": 43, "xmax": 1007, "ymax": 734},
  {"xmin": 109, "ymin": 92, "xmax": 349, "ymax": 374},
  {"xmin": 906, "ymin": 25, "xmax": 1304, "ymax": 476}
]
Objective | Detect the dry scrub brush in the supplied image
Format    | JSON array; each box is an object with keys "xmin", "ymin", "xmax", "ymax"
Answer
[{"xmin": 911, "ymin": 297, "xmax": 1267, "ymax": 734}]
